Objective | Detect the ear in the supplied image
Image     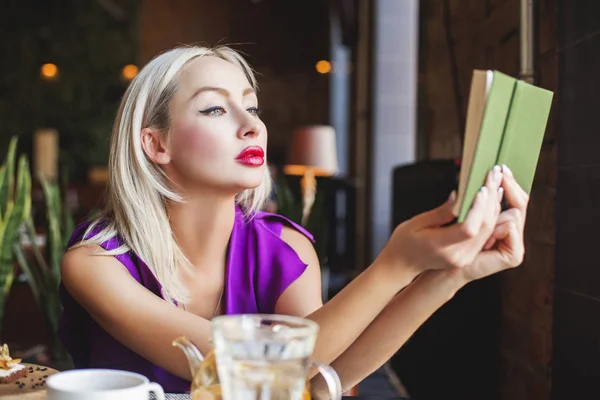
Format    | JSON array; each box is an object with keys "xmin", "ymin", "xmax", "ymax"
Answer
[{"xmin": 140, "ymin": 128, "xmax": 171, "ymax": 165}]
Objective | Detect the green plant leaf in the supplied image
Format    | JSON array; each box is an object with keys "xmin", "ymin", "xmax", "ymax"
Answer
[
  {"xmin": 13, "ymin": 243, "xmax": 43, "ymax": 311},
  {"xmin": 25, "ymin": 217, "xmax": 51, "ymax": 282},
  {"xmin": 0, "ymin": 136, "xmax": 17, "ymax": 218},
  {"xmin": 0, "ymin": 204, "xmax": 21, "ymax": 328},
  {"xmin": 0, "ymin": 166, "xmax": 6, "ymax": 221},
  {"xmin": 40, "ymin": 176, "xmax": 63, "ymax": 287}
]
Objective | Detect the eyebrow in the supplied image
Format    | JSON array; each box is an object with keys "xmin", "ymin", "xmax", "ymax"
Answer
[{"xmin": 188, "ymin": 86, "xmax": 255, "ymax": 102}]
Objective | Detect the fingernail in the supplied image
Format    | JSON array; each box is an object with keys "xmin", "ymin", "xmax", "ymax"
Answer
[
  {"xmin": 448, "ymin": 190, "xmax": 457, "ymax": 204},
  {"xmin": 493, "ymin": 165, "xmax": 502, "ymax": 181},
  {"xmin": 480, "ymin": 186, "xmax": 488, "ymax": 198},
  {"xmin": 498, "ymin": 187, "xmax": 504, "ymax": 199},
  {"xmin": 502, "ymin": 164, "xmax": 513, "ymax": 178}
]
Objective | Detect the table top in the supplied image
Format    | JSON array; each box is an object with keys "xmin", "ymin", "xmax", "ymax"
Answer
[
  {"xmin": 159, "ymin": 394, "xmax": 407, "ymax": 399},
  {"xmin": 161, "ymin": 396, "xmax": 406, "ymax": 400},
  {"xmin": 0, "ymin": 365, "xmax": 407, "ymax": 400},
  {"xmin": 161, "ymin": 394, "xmax": 407, "ymax": 399},
  {"xmin": 0, "ymin": 363, "xmax": 59, "ymax": 399},
  {"xmin": 0, "ymin": 388, "xmax": 407, "ymax": 399},
  {"xmin": 342, "ymin": 397, "xmax": 407, "ymax": 399}
]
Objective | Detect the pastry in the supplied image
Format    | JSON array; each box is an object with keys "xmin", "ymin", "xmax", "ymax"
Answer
[{"xmin": 0, "ymin": 344, "xmax": 27, "ymax": 384}]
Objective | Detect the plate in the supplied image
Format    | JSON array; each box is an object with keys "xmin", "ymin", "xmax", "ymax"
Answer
[{"xmin": 0, "ymin": 363, "xmax": 59, "ymax": 399}]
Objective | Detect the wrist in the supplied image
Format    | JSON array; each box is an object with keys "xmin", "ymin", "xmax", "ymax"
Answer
[
  {"xmin": 370, "ymin": 255, "xmax": 421, "ymax": 292},
  {"xmin": 433, "ymin": 268, "xmax": 468, "ymax": 300}
]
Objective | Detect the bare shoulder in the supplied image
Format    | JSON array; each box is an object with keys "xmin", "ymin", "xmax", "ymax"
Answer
[
  {"xmin": 279, "ymin": 225, "xmax": 319, "ymax": 265},
  {"xmin": 60, "ymin": 244, "xmax": 135, "ymax": 314},
  {"xmin": 274, "ymin": 225, "xmax": 323, "ymax": 316},
  {"xmin": 61, "ymin": 244, "xmax": 102, "ymax": 276},
  {"xmin": 62, "ymin": 243, "xmax": 105, "ymax": 262},
  {"xmin": 61, "ymin": 244, "xmax": 124, "ymax": 284}
]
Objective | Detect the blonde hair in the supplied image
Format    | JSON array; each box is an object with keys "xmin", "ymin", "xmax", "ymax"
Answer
[{"xmin": 72, "ymin": 46, "xmax": 272, "ymax": 305}]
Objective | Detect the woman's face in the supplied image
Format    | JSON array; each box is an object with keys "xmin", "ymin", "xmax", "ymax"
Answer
[{"xmin": 160, "ymin": 56, "xmax": 267, "ymax": 196}]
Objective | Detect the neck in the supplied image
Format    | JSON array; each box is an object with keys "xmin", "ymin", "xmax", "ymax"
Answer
[{"xmin": 168, "ymin": 195, "xmax": 237, "ymax": 272}]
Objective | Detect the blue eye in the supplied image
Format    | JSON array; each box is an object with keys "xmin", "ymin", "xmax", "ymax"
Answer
[{"xmin": 199, "ymin": 106, "xmax": 226, "ymax": 116}]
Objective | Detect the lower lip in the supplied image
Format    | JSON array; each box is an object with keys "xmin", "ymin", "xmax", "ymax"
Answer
[{"xmin": 236, "ymin": 156, "xmax": 265, "ymax": 166}]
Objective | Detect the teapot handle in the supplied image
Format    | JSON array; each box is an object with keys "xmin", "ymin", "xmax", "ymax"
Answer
[{"xmin": 309, "ymin": 361, "xmax": 342, "ymax": 400}]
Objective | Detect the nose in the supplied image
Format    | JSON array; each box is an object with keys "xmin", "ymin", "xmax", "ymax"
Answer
[
  {"xmin": 239, "ymin": 125, "xmax": 259, "ymax": 138},
  {"xmin": 236, "ymin": 112, "xmax": 261, "ymax": 139}
]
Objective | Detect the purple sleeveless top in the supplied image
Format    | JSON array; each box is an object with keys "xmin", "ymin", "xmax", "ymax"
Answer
[{"xmin": 57, "ymin": 205, "xmax": 313, "ymax": 392}]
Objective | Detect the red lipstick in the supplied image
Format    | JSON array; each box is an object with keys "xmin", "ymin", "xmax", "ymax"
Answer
[{"xmin": 235, "ymin": 146, "xmax": 265, "ymax": 166}]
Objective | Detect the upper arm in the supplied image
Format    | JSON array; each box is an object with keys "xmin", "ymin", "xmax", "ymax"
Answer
[
  {"xmin": 60, "ymin": 246, "xmax": 212, "ymax": 380},
  {"xmin": 274, "ymin": 225, "xmax": 323, "ymax": 317}
]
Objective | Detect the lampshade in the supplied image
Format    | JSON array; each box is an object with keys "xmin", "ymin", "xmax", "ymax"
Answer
[
  {"xmin": 284, "ymin": 125, "xmax": 339, "ymax": 177},
  {"xmin": 34, "ymin": 128, "xmax": 59, "ymax": 181}
]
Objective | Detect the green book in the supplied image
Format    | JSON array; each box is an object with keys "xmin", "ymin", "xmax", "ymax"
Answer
[
  {"xmin": 453, "ymin": 70, "xmax": 554, "ymax": 222},
  {"xmin": 496, "ymin": 80, "xmax": 554, "ymax": 194}
]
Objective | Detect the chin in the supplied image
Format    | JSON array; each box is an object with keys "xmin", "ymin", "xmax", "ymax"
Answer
[
  {"xmin": 235, "ymin": 168, "xmax": 265, "ymax": 188},
  {"xmin": 236, "ymin": 177, "xmax": 263, "ymax": 190}
]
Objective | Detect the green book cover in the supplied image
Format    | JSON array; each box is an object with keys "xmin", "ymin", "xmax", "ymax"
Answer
[
  {"xmin": 496, "ymin": 80, "xmax": 554, "ymax": 194},
  {"xmin": 454, "ymin": 70, "xmax": 554, "ymax": 223},
  {"xmin": 455, "ymin": 71, "xmax": 516, "ymax": 222}
]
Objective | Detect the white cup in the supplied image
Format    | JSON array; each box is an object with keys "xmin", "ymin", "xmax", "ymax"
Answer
[{"xmin": 46, "ymin": 369, "xmax": 165, "ymax": 400}]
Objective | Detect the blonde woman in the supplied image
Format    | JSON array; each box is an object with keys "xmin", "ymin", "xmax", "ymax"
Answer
[{"xmin": 58, "ymin": 46, "xmax": 528, "ymax": 394}]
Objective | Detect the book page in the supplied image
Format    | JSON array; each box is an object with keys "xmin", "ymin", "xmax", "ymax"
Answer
[{"xmin": 453, "ymin": 70, "xmax": 493, "ymax": 216}]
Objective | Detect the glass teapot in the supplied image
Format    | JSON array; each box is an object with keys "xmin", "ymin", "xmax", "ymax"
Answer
[{"xmin": 173, "ymin": 314, "xmax": 342, "ymax": 400}]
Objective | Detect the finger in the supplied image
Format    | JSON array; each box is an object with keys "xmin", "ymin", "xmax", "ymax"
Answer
[
  {"xmin": 501, "ymin": 165, "xmax": 529, "ymax": 216},
  {"xmin": 507, "ymin": 221, "xmax": 525, "ymax": 266},
  {"xmin": 435, "ymin": 167, "xmax": 499, "ymax": 243},
  {"xmin": 483, "ymin": 236, "xmax": 496, "ymax": 250},
  {"xmin": 484, "ymin": 204, "xmax": 517, "ymax": 250},
  {"xmin": 495, "ymin": 187, "xmax": 504, "ymax": 219},
  {"xmin": 495, "ymin": 220, "xmax": 524, "ymax": 267},
  {"xmin": 485, "ymin": 217, "xmax": 514, "ymax": 249},
  {"xmin": 473, "ymin": 166, "xmax": 502, "ymax": 220},
  {"xmin": 470, "ymin": 166, "xmax": 503, "ymax": 245},
  {"xmin": 497, "ymin": 208, "xmax": 524, "ymax": 231},
  {"xmin": 497, "ymin": 208, "xmax": 519, "ymax": 224},
  {"xmin": 446, "ymin": 185, "xmax": 488, "ymax": 241},
  {"xmin": 409, "ymin": 190, "xmax": 457, "ymax": 229},
  {"xmin": 472, "ymin": 220, "xmax": 523, "ymax": 279},
  {"xmin": 483, "ymin": 166, "xmax": 503, "ymax": 223}
]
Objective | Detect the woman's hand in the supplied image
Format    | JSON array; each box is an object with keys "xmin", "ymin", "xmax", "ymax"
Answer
[
  {"xmin": 444, "ymin": 164, "xmax": 528, "ymax": 287},
  {"xmin": 374, "ymin": 165, "xmax": 504, "ymax": 280}
]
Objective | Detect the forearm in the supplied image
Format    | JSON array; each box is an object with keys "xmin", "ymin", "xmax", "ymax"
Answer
[
  {"xmin": 310, "ymin": 270, "xmax": 463, "ymax": 395},
  {"xmin": 306, "ymin": 261, "xmax": 419, "ymax": 367}
]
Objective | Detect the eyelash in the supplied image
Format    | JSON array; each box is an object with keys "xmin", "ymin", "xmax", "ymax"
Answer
[
  {"xmin": 247, "ymin": 106, "xmax": 262, "ymax": 117},
  {"xmin": 199, "ymin": 106, "xmax": 262, "ymax": 117}
]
